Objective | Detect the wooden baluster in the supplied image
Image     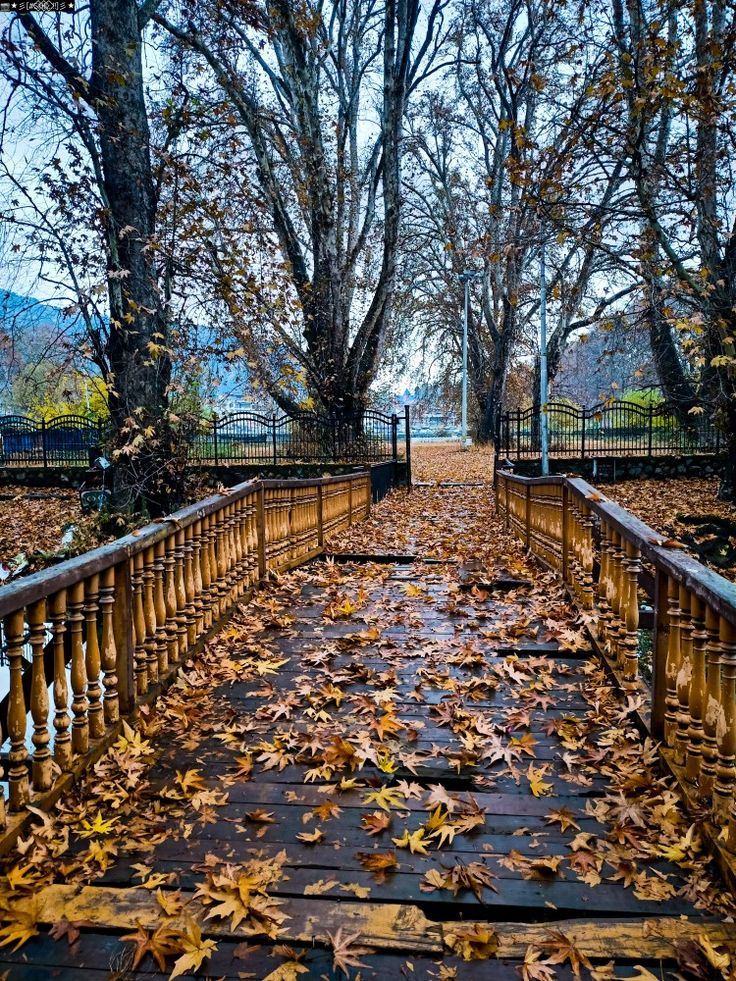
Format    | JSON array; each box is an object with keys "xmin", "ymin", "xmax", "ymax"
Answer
[
  {"xmin": 209, "ymin": 511, "xmax": 220, "ymax": 618},
  {"xmin": 700, "ymin": 605, "xmax": 721, "ymax": 798},
  {"xmin": 715, "ymin": 616, "xmax": 736, "ymax": 828},
  {"xmin": 289, "ymin": 488, "xmax": 297, "ymax": 561},
  {"xmin": 673, "ymin": 586, "xmax": 693, "ymax": 766},
  {"xmin": 69, "ymin": 580, "xmax": 89, "ymax": 756},
  {"xmin": 233, "ymin": 500, "xmax": 244, "ymax": 594},
  {"xmin": 49, "ymin": 590, "xmax": 72, "ymax": 772},
  {"xmin": 567, "ymin": 501, "xmax": 579, "ymax": 596},
  {"xmin": 225, "ymin": 502, "xmax": 238, "ymax": 599},
  {"xmin": 4, "ymin": 609, "xmax": 29, "ymax": 810},
  {"xmin": 192, "ymin": 520, "xmax": 205, "ymax": 637},
  {"xmin": 237, "ymin": 498, "xmax": 250, "ymax": 592},
  {"xmin": 263, "ymin": 490, "xmax": 272, "ymax": 569},
  {"xmin": 664, "ymin": 575, "xmax": 682, "ymax": 747},
  {"xmin": 225, "ymin": 503, "xmax": 239, "ymax": 599},
  {"xmin": 605, "ymin": 530, "xmax": 620, "ymax": 659},
  {"xmin": 153, "ymin": 540, "xmax": 168, "ymax": 677},
  {"xmin": 621, "ymin": 540, "xmax": 641, "ymax": 687},
  {"xmin": 174, "ymin": 529, "xmax": 188, "ymax": 654},
  {"xmin": 142, "ymin": 546, "xmax": 158, "ymax": 685},
  {"xmin": 28, "ymin": 599, "xmax": 51, "ymax": 792},
  {"xmin": 245, "ymin": 496, "xmax": 257, "ymax": 584},
  {"xmin": 164, "ymin": 535, "xmax": 179, "ymax": 663},
  {"xmin": 184, "ymin": 524, "xmax": 197, "ymax": 645},
  {"xmin": 597, "ymin": 522, "xmax": 612, "ymax": 645},
  {"xmin": 199, "ymin": 516, "xmax": 213, "ymax": 630},
  {"xmin": 257, "ymin": 485, "xmax": 267, "ymax": 578},
  {"xmin": 132, "ymin": 553, "xmax": 148, "ymax": 694},
  {"xmin": 99, "ymin": 567, "xmax": 119, "ymax": 726},
  {"xmin": 84, "ymin": 573, "xmax": 104, "ymax": 740},
  {"xmin": 686, "ymin": 594, "xmax": 707, "ymax": 787}
]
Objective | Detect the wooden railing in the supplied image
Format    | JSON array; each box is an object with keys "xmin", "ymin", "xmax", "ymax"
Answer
[
  {"xmin": 0, "ymin": 472, "xmax": 371, "ymax": 848},
  {"xmin": 496, "ymin": 468, "xmax": 736, "ymax": 852}
]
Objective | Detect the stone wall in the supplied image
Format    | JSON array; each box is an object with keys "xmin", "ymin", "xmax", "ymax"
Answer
[
  {"xmin": 506, "ymin": 454, "xmax": 726, "ymax": 484},
  {"xmin": 0, "ymin": 460, "xmax": 408, "ymax": 499}
]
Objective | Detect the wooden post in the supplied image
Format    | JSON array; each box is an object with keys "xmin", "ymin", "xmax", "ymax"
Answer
[
  {"xmin": 317, "ymin": 483, "xmax": 324, "ymax": 549},
  {"xmin": 50, "ymin": 589, "xmax": 72, "ymax": 771},
  {"xmin": 114, "ymin": 561, "xmax": 135, "ymax": 714},
  {"xmin": 664, "ymin": 575, "xmax": 682, "ymax": 747},
  {"xmin": 651, "ymin": 569, "xmax": 669, "ymax": 740},
  {"xmin": 700, "ymin": 605, "xmax": 721, "ymax": 798},
  {"xmin": 69, "ymin": 580, "xmax": 88, "ymax": 756},
  {"xmin": 4, "ymin": 609, "xmax": 29, "ymax": 811},
  {"xmin": 257, "ymin": 484, "xmax": 267, "ymax": 579},
  {"xmin": 99, "ymin": 566, "xmax": 119, "ymax": 726},
  {"xmin": 686, "ymin": 594, "xmax": 707, "ymax": 786},
  {"xmin": 525, "ymin": 484, "xmax": 531, "ymax": 547},
  {"xmin": 715, "ymin": 616, "xmax": 736, "ymax": 826},
  {"xmin": 348, "ymin": 478, "xmax": 353, "ymax": 527},
  {"xmin": 674, "ymin": 585, "xmax": 693, "ymax": 765},
  {"xmin": 84, "ymin": 573, "xmax": 104, "ymax": 740},
  {"xmin": 29, "ymin": 598, "xmax": 51, "ymax": 792}
]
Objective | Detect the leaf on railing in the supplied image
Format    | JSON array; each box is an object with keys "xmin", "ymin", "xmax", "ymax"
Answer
[
  {"xmin": 649, "ymin": 537, "xmax": 687, "ymax": 549},
  {"xmin": 586, "ymin": 493, "xmax": 605, "ymax": 502}
]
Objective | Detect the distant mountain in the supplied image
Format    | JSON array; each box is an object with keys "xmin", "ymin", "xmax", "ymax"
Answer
[
  {"xmin": 0, "ymin": 291, "xmax": 259, "ymax": 411},
  {"xmin": 0, "ymin": 290, "xmax": 70, "ymax": 335}
]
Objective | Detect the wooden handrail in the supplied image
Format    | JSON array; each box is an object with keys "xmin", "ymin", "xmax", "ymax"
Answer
[
  {"xmin": 0, "ymin": 470, "xmax": 372, "ymax": 850},
  {"xmin": 496, "ymin": 467, "xmax": 736, "ymax": 852}
]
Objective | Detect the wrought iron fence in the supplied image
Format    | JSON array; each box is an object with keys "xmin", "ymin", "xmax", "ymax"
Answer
[
  {"xmin": 0, "ymin": 407, "xmax": 411, "ymax": 469},
  {"xmin": 497, "ymin": 400, "xmax": 721, "ymax": 459}
]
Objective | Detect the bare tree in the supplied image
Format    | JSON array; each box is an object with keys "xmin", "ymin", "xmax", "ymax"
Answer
[
  {"xmin": 154, "ymin": 0, "xmax": 449, "ymax": 419},
  {"xmin": 604, "ymin": 0, "xmax": 736, "ymax": 494},
  {"xmin": 1, "ymin": 1, "xmax": 176, "ymax": 512}
]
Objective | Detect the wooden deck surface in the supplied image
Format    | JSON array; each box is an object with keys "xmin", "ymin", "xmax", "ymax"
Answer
[{"xmin": 2, "ymin": 528, "xmax": 735, "ymax": 977}]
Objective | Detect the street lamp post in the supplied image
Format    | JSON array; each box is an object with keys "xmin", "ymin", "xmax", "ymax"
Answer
[
  {"xmin": 539, "ymin": 241, "xmax": 549, "ymax": 476},
  {"xmin": 459, "ymin": 270, "xmax": 483, "ymax": 447}
]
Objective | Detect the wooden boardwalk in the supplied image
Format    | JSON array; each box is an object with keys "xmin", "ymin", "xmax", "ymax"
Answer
[{"xmin": 2, "ymin": 515, "xmax": 735, "ymax": 978}]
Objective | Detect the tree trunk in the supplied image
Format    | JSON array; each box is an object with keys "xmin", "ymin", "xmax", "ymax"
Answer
[{"xmin": 90, "ymin": 0, "xmax": 173, "ymax": 514}]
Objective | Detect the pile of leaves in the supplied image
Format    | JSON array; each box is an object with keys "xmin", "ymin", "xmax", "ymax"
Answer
[
  {"xmin": 606, "ymin": 477, "xmax": 736, "ymax": 581},
  {"xmin": 411, "ymin": 440, "xmax": 495, "ymax": 485},
  {"xmin": 0, "ymin": 486, "xmax": 79, "ymax": 576}
]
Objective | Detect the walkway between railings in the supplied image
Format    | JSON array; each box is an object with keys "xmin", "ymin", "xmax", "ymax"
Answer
[{"xmin": 0, "ymin": 475, "xmax": 733, "ymax": 978}]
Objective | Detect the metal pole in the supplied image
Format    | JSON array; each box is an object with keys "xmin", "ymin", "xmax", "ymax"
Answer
[
  {"xmin": 462, "ymin": 276, "xmax": 469, "ymax": 447},
  {"xmin": 539, "ymin": 239, "xmax": 549, "ymax": 476}
]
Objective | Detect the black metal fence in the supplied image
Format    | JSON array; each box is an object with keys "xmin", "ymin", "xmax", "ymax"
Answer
[
  {"xmin": 497, "ymin": 400, "xmax": 721, "ymax": 459},
  {"xmin": 0, "ymin": 414, "xmax": 104, "ymax": 467},
  {"xmin": 0, "ymin": 407, "xmax": 410, "ymax": 468}
]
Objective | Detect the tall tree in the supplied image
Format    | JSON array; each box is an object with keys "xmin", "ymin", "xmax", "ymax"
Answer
[
  {"xmin": 155, "ymin": 0, "xmax": 449, "ymax": 418},
  {"xmin": 2, "ymin": 1, "xmax": 174, "ymax": 513},
  {"xmin": 605, "ymin": 0, "xmax": 736, "ymax": 495}
]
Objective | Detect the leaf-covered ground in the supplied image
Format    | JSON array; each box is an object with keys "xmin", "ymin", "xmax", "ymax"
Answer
[
  {"xmin": 604, "ymin": 477, "xmax": 736, "ymax": 581},
  {"xmin": 0, "ymin": 485, "xmax": 79, "ymax": 575},
  {"xmin": 0, "ymin": 444, "xmax": 734, "ymax": 980}
]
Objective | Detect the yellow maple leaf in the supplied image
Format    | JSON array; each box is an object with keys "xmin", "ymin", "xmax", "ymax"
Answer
[
  {"xmin": 169, "ymin": 921, "xmax": 218, "ymax": 979},
  {"xmin": 78, "ymin": 811, "xmax": 117, "ymax": 838},
  {"xmin": 392, "ymin": 827, "xmax": 430, "ymax": 856}
]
